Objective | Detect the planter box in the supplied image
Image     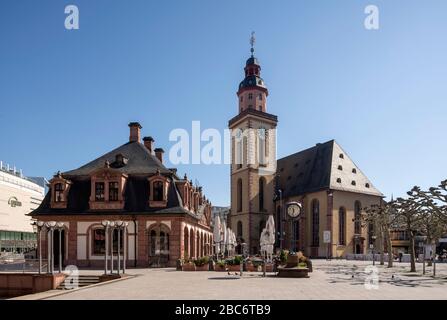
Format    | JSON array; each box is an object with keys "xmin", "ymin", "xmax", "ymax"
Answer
[
  {"xmin": 226, "ymin": 264, "xmax": 242, "ymax": 272},
  {"xmin": 194, "ymin": 264, "xmax": 209, "ymax": 271},
  {"xmin": 214, "ymin": 265, "xmax": 226, "ymax": 272},
  {"xmin": 246, "ymin": 264, "xmax": 257, "ymax": 272},
  {"xmin": 182, "ymin": 263, "xmax": 196, "ymax": 271}
]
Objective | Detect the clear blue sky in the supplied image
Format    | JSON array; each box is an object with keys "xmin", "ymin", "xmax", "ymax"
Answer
[{"xmin": 1, "ymin": 0, "xmax": 446, "ymax": 206}]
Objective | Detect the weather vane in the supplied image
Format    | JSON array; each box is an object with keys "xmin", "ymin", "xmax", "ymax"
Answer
[{"xmin": 250, "ymin": 31, "xmax": 256, "ymax": 56}]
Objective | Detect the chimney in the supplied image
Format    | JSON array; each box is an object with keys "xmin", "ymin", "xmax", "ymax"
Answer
[
  {"xmin": 154, "ymin": 148, "xmax": 164, "ymax": 163},
  {"xmin": 128, "ymin": 122, "xmax": 142, "ymax": 143},
  {"xmin": 143, "ymin": 136, "xmax": 154, "ymax": 154}
]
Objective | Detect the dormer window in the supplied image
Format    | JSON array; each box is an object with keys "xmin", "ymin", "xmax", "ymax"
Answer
[
  {"xmin": 49, "ymin": 172, "xmax": 72, "ymax": 209},
  {"xmin": 351, "ymin": 180, "xmax": 356, "ymax": 186},
  {"xmin": 54, "ymin": 183, "xmax": 64, "ymax": 202},
  {"xmin": 109, "ymin": 182, "xmax": 119, "ymax": 201},
  {"xmin": 352, "ymin": 168, "xmax": 357, "ymax": 174},
  {"xmin": 336, "ymin": 178, "xmax": 342, "ymax": 183},
  {"xmin": 148, "ymin": 171, "xmax": 169, "ymax": 208},
  {"xmin": 89, "ymin": 165, "xmax": 127, "ymax": 210},
  {"xmin": 365, "ymin": 183, "xmax": 370, "ymax": 188},
  {"xmin": 339, "ymin": 153, "xmax": 344, "ymax": 159},
  {"xmin": 153, "ymin": 181, "xmax": 164, "ymax": 201},
  {"xmin": 338, "ymin": 165, "xmax": 343, "ymax": 171},
  {"xmin": 95, "ymin": 182, "xmax": 105, "ymax": 201}
]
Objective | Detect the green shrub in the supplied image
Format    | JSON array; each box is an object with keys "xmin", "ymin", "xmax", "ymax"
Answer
[
  {"xmin": 226, "ymin": 256, "xmax": 243, "ymax": 265},
  {"xmin": 194, "ymin": 256, "xmax": 209, "ymax": 266}
]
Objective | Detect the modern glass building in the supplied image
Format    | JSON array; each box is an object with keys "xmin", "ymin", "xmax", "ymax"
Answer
[{"xmin": 0, "ymin": 162, "xmax": 45, "ymax": 254}]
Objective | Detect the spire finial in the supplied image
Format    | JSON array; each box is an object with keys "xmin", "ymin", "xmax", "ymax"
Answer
[{"xmin": 250, "ymin": 31, "xmax": 256, "ymax": 56}]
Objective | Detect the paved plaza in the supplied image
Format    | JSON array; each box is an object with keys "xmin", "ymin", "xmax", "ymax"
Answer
[{"xmin": 13, "ymin": 260, "xmax": 447, "ymax": 300}]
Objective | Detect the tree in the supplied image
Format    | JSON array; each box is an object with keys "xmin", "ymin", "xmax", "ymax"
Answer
[
  {"xmin": 393, "ymin": 196, "xmax": 424, "ymax": 272},
  {"xmin": 362, "ymin": 202, "xmax": 397, "ymax": 268}
]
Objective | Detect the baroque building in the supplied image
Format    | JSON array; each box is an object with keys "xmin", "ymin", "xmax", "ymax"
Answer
[
  {"xmin": 228, "ymin": 44, "xmax": 383, "ymax": 257},
  {"xmin": 31, "ymin": 123, "xmax": 213, "ymax": 267}
]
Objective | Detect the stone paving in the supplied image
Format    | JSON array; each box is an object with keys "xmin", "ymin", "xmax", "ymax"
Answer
[{"xmin": 12, "ymin": 260, "xmax": 447, "ymax": 300}]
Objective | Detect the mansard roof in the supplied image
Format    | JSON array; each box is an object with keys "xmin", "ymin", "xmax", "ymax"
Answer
[
  {"xmin": 63, "ymin": 141, "xmax": 171, "ymax": 176},
  {"xmin": 277, "ymin": 140, "xmax": 383, "ymax": 198}
]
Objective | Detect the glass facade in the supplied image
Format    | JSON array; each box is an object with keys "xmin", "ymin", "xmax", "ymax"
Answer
[{"xmin": 0, "ymin": 230, "xmax": 37, "ymax": 253}]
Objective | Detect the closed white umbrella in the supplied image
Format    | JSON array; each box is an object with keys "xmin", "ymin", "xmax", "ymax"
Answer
[
  {"xmin": 213, "ymin": 216, "xmax": 221, "ymax": 256},
  {"xmin": 221, "ymin": 220, "xmax": 227, "ymax": 256}
]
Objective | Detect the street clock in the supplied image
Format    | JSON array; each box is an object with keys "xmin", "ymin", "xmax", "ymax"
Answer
[{"xmin": 286, "ymin": 202, "xmax": 302, "ymax": 219}]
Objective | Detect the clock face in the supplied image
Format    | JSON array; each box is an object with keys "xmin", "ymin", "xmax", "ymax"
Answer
[{"xmin": 287, "ymin": 203, "xmax": 302, "ymax": 218}]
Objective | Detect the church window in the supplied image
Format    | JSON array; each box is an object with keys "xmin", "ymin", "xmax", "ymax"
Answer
[
  {"xmin": 354, "ymin": 201, "xmax": 362, "ymax": 234},
  {"xmin": 339, "ymin": 153, "xmax": 344, "ymax": 159},
  {"xmin": 259, "ymin": 177, "xmax": 265, "ymax": 211},
  {"xmin": 339, "ymin": 207, "xmax": 346, "ymax": 245},
  {"xmin": 352, "ymin": 168, "xmax": 357, "ymax": 174},
  {"xmin": 237, "ymin": 179, "xmax": 243, "ymax": 212},
  {"xmin": 237, "ymin": 221, "xmax": 243, "ymax": 238},
  {"xmin": 338, "ymin": 165, "xmax": 343, "ymax": 171},
  {"xmin": 311, "ymin": 199, "xmax": 320, "ymax": 246}
]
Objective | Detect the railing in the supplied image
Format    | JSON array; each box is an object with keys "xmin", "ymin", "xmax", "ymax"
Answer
[{"xmin": 0, "ymin": 258, "xmax": 48, "ymax": 273}]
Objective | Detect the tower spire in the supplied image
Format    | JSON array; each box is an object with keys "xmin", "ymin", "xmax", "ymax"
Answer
[{"xmin": 250, "ymin": 31, "xmax": 256, "ymax": 57}]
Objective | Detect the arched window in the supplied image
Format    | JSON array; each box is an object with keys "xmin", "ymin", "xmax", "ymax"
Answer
[
  {"xmin": 258, "ymin": 128, "xmax": 266, "ymax": 165},
  {"xmin": 237, "ymin": 221, "xmax": 243, "ymax": 238},
  {"xmin": 339, "ymin": 207, "xmax": 346, "ymax": 245},
  {"xmin": 148, "ymin": 225, "xmax": 170, "ymax": 266},
  {"xmin": 153, "ymin": 181, "xmax": 164, "ymax": 201},
  {"xmin": 259, "ymin": 220, "xmax": 265, "ymax": 237},
  {"xmin": 311, "ymin": 199, "xmax": 320, "ymax": 246},
  {"xmin": 93, "ymin": 228, "xmax": 106, "ymax": 254},
  {"xmin": 354, "ymin": 201, "xmax": 362, "ymax": 234},
  {"xmin": 259, "ymin": 177, "xmax": 265, "ymax": 211},
  {"xmin": 54, "ymin": 183, "xmax": 64, "ymax": 202},
  {"xmin": 337, "ymin": 165, "xmax": 343, "ymax": 171},
  {"xmin": 183, "ymin": 227, "xmax": 189, "ymax": 258},
  {"xmin": 237, "ymin": 179, "xmax": 243, "ymax": 212}
]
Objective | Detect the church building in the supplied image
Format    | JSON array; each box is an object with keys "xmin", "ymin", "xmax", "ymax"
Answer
[{"xmin": 228, "ymin": 41, "xmax": 383, "ymax": 258}]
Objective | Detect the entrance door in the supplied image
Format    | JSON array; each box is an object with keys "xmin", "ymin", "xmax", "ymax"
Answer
[
  {"xmin": 53, "ymin": 229, "xmax": 65, "ymax": 268},
  {"xmin": 355, "ymin": 244, "xmax": 361, "ymax": 254}
]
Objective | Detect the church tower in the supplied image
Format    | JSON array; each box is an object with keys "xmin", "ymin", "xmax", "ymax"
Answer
[{"xmin": 228, "ymin": 34, "xmax": 278, "ymax": 254}]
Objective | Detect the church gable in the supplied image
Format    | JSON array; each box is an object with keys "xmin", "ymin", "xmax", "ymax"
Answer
[{"xmin": 329, "ymin": 141, "xmax": 382, "ymax": 196}]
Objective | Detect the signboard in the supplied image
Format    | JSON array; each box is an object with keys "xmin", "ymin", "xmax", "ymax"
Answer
[
  {"xmin": 323, "ymin": 231, "xmax": 331, "ymax": 244},
  {"xmin": 8, "ymin": 196, "xmax": 22, "ymax": 208}
]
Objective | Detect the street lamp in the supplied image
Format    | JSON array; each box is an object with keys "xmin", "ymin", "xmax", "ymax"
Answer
[
  {"xmin": 101, "ymin": 220, "xmax": 110, "ymax": 275},
  {"xmin": 371, "ymin": 235, "xmax": 377, "ymax": 266},
  {"xmin": 32, "ymin": 221, "xmax": 45, "ymax": 274},
  {"xmin": 45, "ymin": 221, "xmax": 57, "ymax": 274}
]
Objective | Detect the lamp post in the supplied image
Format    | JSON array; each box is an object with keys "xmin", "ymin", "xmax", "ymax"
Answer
[
  {"xmin": 101, "ymin": 220, "xmax": 110, "ymax": 275},
  {"xmin": 115, "ymin": 220, "xmax": 123, "ymax": 274},
  {"xmin": 33, "ymin": 221, "xmax": 45, "ymax": 274},
  {"xmin": 45, "ymin": 221, "xmax": 57, "ymax": 274},
  {"xmin": 109, "ymin": 221, "xmax": 115, "ymax": 274},
  {"xmin": 371, "ymin": 235, "xmax": 377, "ymax": 266}
]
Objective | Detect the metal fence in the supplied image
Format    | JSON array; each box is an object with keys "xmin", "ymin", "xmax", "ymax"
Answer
[{"xmin": 0, "ymin": 258, "xmax": 48, "ymax": 273}]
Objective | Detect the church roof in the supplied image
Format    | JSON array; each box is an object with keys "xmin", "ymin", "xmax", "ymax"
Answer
[
  {"xmin": 277, "ymin": 140, "xmax": 383, "ymax": 198},
  {"xmin": 63, "ymin": 141, "xmax": 171, "ymax": 176}
]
